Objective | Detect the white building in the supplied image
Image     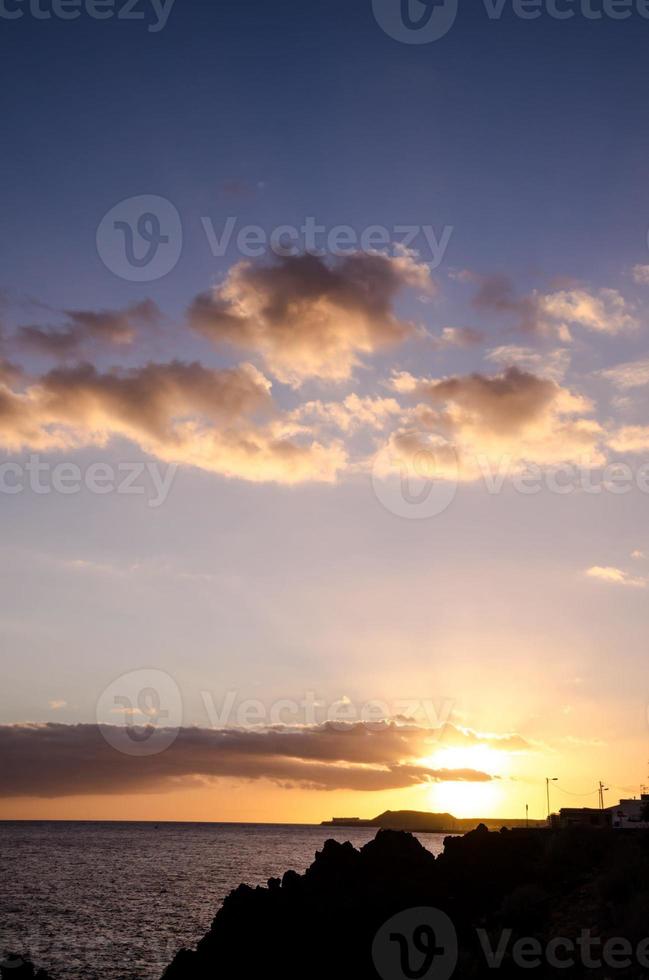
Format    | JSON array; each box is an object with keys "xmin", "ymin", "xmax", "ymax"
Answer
[{"xmin": 605, "ymin": 794, "xmax": 649, "ymax": 829}]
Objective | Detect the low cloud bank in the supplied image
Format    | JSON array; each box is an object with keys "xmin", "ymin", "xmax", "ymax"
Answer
[{"xmin": 0, "ymin": 721, "xmax": 513, "ymax": 798}]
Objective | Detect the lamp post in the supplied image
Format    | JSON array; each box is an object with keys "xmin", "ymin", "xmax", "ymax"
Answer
[
  {"xmin": 546, "ymin": 777, "xmax": 558, "ymax": 820},
  {"xmin": 598, "ymin": 782, "xmax": 609, "ymax": 810}
]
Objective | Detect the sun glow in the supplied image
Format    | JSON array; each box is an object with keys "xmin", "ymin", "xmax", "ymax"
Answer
[
  {"xmin": 427, "ymin": 779, "xmax": 506, "ymax": 818},
  {"xmin": 425, "ymin": 743, "xmax": 511, "ymax": 777},
  {"xmin": 420, "ymin": 743, "xmax": 512, "ymax": 817}
]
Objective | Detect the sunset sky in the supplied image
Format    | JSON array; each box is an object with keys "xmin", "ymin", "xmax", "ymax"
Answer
[{"xmin": 2, "ymin": 0, "xmax": 649, "ymax": 824}]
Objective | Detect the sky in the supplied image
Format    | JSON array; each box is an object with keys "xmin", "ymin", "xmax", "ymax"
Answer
[{"xmin": 2, "ymin": 0, "xmax": 649, "ymax": 823}]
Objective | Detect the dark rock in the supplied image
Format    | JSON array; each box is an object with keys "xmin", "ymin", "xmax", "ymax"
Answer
[
  {"xmin": 0, "ymin": 954, "xmax": 53, "ymax": 980},
  {"xmin": 161, "ymin": 828, "xmax": 649, "ymax": 980}
]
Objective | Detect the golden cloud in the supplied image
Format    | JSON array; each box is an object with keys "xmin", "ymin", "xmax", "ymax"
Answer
[
  {"xmin": 386, "ymin": 366, "xmax": 605, "ymax": 476},
  {"xmin": 0, "ymin": 361, "xmax": 346, "ymax": 484},
  {"xmin": 188, "ymin": 251, "xmax": 433, "ymax": 385}
]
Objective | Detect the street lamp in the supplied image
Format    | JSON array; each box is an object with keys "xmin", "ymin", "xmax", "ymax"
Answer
[{"xmin": 546, "ymin": 777, "xmax": 558, "ymax": 819}]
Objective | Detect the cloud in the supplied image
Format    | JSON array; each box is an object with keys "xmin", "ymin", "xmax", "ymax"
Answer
[
  {"xmin": 291, "ymin": 394, "xmax": 403, "ymax": 434},
  {"xmin": 631, "ymin": 550, "xmax": 647, "ymax": 561},
  {"xmin": 435, "ymin": 723, "xmax": 531, "ymax": 753},
  {"xmin": 472, "ymin": 275, "xmax": 636, "ymax": 339},
  {"xmin": 188, "ymin": 252, "xmax": 433, "ymax": 385},
  {"xmin": 0, "ymin": 263, "xmax": 623, "ymax": 488},
  {"xmin": 608, "ymin": 426, "xmax": 649, "ymax": 454},
  {"xmin": 485, "ymin": 345, "xmax": 570, "ymax": 382},
  {"xmin": 539, "ymin": 288, "xmax": 636, "ymax": 335},
  {"xmin": 48, "ymin": 700, "xmax": 67, "ymax": 711},
  {"xmin": 16, "ymin": 300, "xmax": 161, "ymax": 358},
  {"xmin": 0, "ymin": 361, "xmax": 346, "ymax": 484},
  {"xmin": 585, "ymin": 566, "xmax": 647, "ymax": 588},
  {"xmin": 0, "ymin": 721, "xmax": 509, "ymax": 798},
  {"xmin": 387, "ymin": 366, "xmax": 604, "ymax": 474},
  {"xmin": 562, "ymin": 735, "xmax": 606, "ymax": 748},
  {"xmin": 472, "ymin": 275, "xmax": 543, "ymax": 333},
  {"xmin": 632, "ymin": 265, "xmax": 649, "ymax": 285},
  {"xmin": 0, "ymin": 359, "xmax": 23, "ymax": 385},
  {"xmin": 601, "ymin": 358, "xmax": 649, "ymax": 390},
  {"xmin": 431, "ymin": 327, "xmax": 484, "ymax": 350}
]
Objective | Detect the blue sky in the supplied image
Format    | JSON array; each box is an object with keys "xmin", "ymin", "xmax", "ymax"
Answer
[{"xmin": 3, "ymin": 0, "xmax": 649, "ymax": 312}]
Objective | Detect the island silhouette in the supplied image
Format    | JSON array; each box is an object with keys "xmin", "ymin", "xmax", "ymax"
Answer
[{"xmin": 321, "ymin": 809, "xmax": 547, "ymax": 832}]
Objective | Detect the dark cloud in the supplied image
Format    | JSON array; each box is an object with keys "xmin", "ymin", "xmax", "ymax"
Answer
[
  {"xmin": 472, "ymin": 275, "xmax": 542, "ymax": 334},
  {"xmin": 0, "ymin": 722, "xmax": 503, "ymax": 798},
  {"xmin": 415, "ymin": 367, "xmax": 559, "ymax": 435},
  {"xmin": 188, "ymin": 252, "xmax": 432, "ymax": 385},
  {"xmin": 39, "ymin": 359, "xmax": 273, "ymax": 440},
  {"xmin": 16, "ymin": 300, "xmax": 161, "ymax": 358}
]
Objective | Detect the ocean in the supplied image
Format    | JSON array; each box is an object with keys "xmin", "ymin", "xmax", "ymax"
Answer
[{"xmin": 0, "ymin": 821, "xmax": 450, "ymax": 980}]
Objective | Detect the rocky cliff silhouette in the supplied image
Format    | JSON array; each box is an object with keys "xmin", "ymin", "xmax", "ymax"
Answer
[{"xmin": 160, "ymin": 825, "xmax": 649, "ymax": 980}]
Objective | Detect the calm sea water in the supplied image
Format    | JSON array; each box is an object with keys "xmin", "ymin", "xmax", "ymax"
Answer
[{"xmin": 0, "ymin": 822, "xmax": 449, "ymax": 980}]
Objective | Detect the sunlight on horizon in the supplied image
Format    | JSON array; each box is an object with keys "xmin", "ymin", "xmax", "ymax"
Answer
[
  {"xmin": 427, "ymin": 779, "xmax": 507, "ymax": 818},
  {"xmin": 422, "ymin": 744, "xmax": 512, "ymax": 817}
]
